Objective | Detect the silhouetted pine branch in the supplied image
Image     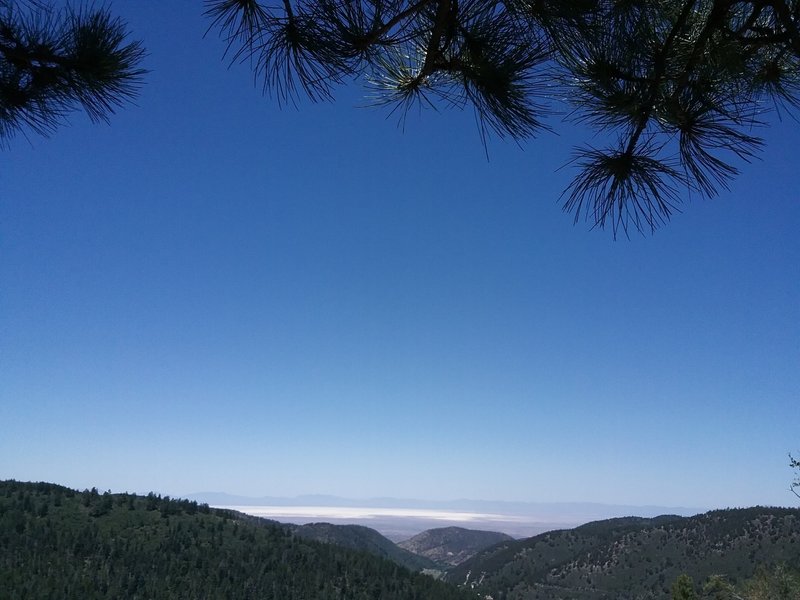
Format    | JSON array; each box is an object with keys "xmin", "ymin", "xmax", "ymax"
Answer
[
  {"xmin": 0, "ymin": 1, "xmax": 145, "ymax": 143},
  {"xmin": 205, "ymin": 0, "xmax": 800, "ymax": 236}
]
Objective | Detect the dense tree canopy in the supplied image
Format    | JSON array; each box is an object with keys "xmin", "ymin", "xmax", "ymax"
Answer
[{"xmin": 206, "ymin": 0, "xmax": 800, "ymax": 235}]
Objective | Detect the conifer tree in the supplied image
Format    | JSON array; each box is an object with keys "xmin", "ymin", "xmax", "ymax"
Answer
[
  {"xmin": 672, "ymin": 573, "xmax": 698, "ymax": 600},
  {"xmin": 205, "ymin": 0, "xmax": 800, "ymax": 235}
]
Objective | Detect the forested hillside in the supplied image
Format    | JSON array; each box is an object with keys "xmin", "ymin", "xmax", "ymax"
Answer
[
  {"xmin": 0, "ymin": 480, "xmax": 471, "ymax": 599},
  {"xmin": 290, "ymin": 522, "xmax": 438, "ymax": 571},
  {"xmin": 398, "ymin": 526, "xmax": 514, "ymax": 566},
  {"xmin": 447, "ymin": 509, "xmax": 800, "ymax": 599}
]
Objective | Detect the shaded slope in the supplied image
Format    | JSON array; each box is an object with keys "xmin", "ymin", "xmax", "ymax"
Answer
[
  {"xmin": 398, "ymin": 526, "xmax": 513, "ymax": 566},
  {"xmin": 291, "ymin": 522, "xmax": 438, "ymax": 571}
]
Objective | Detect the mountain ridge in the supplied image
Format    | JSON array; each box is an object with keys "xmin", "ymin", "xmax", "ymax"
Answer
[
  {"xmin": 398, "ymin": 526, "xmax": 514, "ymax": 566},
  {"xmin": 289, "ymin": 522, "xmax": 439, "ymax": 571},
  {"xmin": 446, "ymin": 506, "xmax": 800, "ymax": 599}
]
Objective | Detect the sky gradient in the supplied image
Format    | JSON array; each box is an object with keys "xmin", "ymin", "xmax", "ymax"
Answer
[{"xmin": 1, "ymin": 1, "xmax": 798, "ymax": 511}]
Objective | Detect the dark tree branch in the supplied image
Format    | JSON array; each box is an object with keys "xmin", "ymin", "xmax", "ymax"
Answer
[
  {"xmin": 198, "ymin": 0, "xmax": 800, "ymax": 235},
  {"xmin": 417, "ymin": 0, "xmax": 454, "ymax": 79},
  {"xmin": 367, "ymin": 0, "xmax": 437, "ymax": 44},
  {"xmin": 623, "ymin": 0, "xmax": 700, "ymax": 157},
  {"xmin": 764, "ymin": 0, "xmax": 800, "ymax": 54},
  {"xmin": 0, "ymin": 3, "xmax": 145, "ymax": 142}
]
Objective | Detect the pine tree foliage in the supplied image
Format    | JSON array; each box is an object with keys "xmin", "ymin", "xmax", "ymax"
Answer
[
  {"xmin": 206, "ymin": 0, "xmax": 800, "ymax": 236},
  {"xmin": 0, "ymin": 0, "xmax": 145, "ymax": 144}
]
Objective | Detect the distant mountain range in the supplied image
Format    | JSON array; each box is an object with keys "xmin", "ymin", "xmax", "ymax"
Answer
[{"xmin": 185, "ymin": 491, "xmax": 702, "ymax": 517}]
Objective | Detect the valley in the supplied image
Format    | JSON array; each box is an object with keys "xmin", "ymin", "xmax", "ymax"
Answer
[{"xmin": 3, "ymin": 479, "xmax": 799, "ymax": 599}]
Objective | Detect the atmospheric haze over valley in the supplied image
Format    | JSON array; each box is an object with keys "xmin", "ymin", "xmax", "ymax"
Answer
[{"xmin": 186, "ymin": 492, "xmax": 703, "ymax": 540}]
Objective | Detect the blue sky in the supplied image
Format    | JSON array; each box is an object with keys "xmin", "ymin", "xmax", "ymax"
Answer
[{"xmin": 1, "ymin": 1, "xmax": 798, "ymax": 510}]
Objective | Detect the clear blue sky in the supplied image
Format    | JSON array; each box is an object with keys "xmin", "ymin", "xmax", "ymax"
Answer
[{"xmin": 1, "ymin": 1, "xmax": 798, "ymax": 510}]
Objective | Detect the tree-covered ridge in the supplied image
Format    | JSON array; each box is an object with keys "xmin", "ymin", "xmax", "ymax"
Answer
[
  {"xmin": 397, "ymin": 526, "xmax": 514, "ymax": 567},
  {"xmin": 0, "ymin": 480, "xmax": 472, "ymax": 600},
  {"xmin": 290, "ymin": 522, "xmax": 440, "ymax": 572},
  {"xmin": 446, "ymin": 507, "xmax": 800, "ymax": 599}
]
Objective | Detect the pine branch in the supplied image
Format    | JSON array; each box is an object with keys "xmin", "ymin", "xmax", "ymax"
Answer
[
  {"xmin": 367, "ymin": 0, "xmax": 437, "ymax": 44},
  {"xmin": 762, "ymin": 0, "xmax": 800, "ymax": 54},
  {"xmin": 0, "ymin": 2, "xmax": 145, "ymax": 143},
  {"xmin": 623, "ymin": 0, "xmax": 699, "ymax": 157}
]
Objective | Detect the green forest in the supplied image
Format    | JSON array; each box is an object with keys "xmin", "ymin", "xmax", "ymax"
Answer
[{"xmin": 0, "ymin": 480, "xmax": 470, "ymax": 599}]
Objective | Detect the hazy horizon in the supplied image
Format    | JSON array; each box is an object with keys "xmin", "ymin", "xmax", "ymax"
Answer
[
  {"xmin": 184, "ymin": 490, "xmax": 706, "ymax": 512},
  {"xmin": 200, "ymin": 495, "xmax": 706, "ymax": 540}
]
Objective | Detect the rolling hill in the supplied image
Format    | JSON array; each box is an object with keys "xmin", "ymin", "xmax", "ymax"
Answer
[
  {"xmin": 0, "ymin": 480, "xmax": 471, "ymax": 599},
  {"xmin": 398, "ymin": 526, "xmax": 514, "ymax": 566},
  {"xmin": 290, "ymin": 522, "xmax": 438, "ymax": 571}
]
